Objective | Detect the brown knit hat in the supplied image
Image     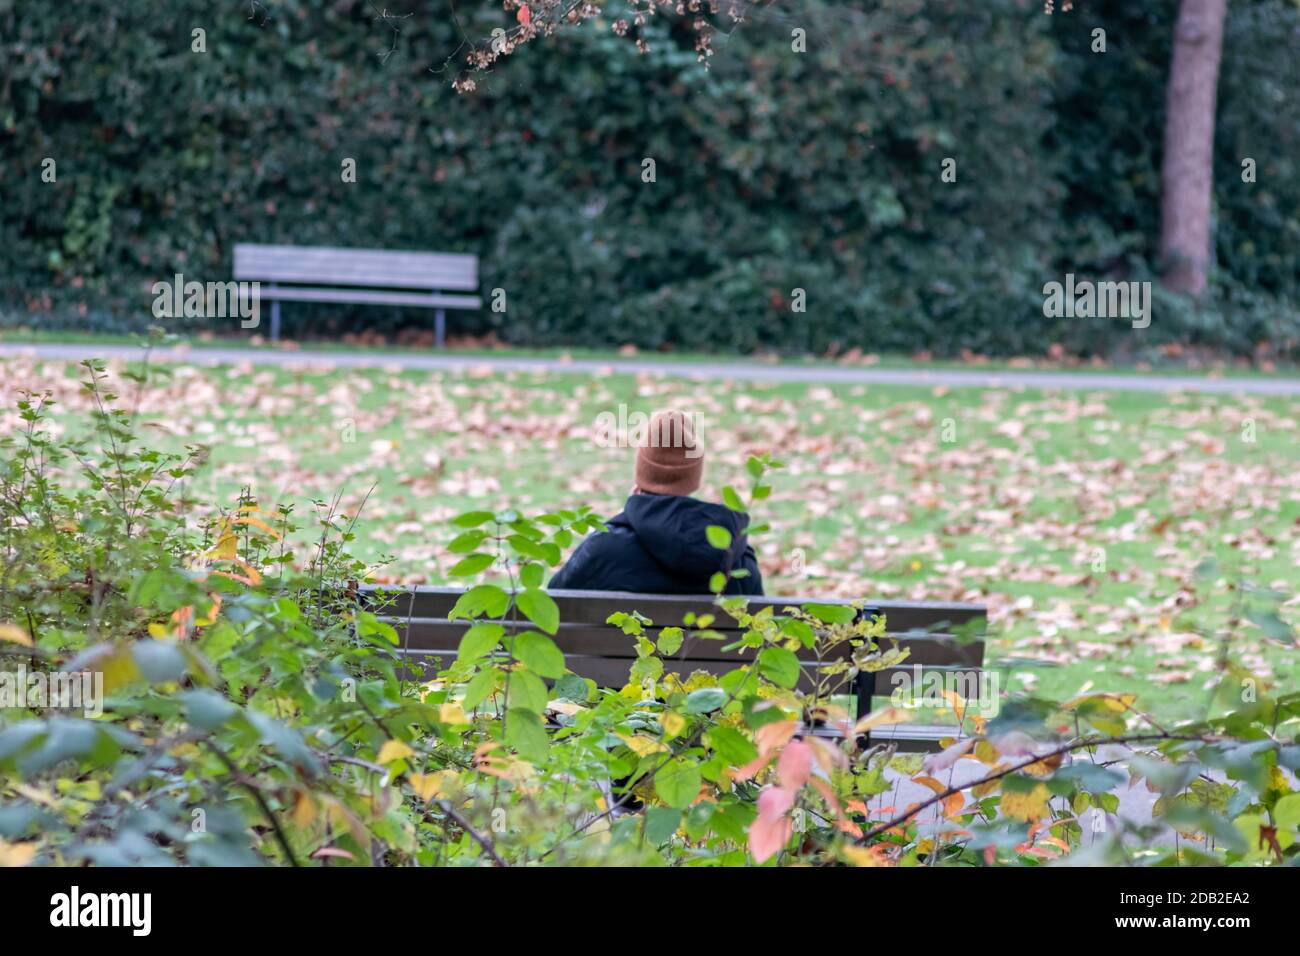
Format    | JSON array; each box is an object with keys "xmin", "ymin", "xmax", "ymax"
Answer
[{"xmin": 634, "ymin": 410, "xmax": 704, "ymax": 496}]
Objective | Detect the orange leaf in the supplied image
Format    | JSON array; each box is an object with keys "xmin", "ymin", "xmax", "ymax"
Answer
[{"xmin": 0, "ymin": 623, "xmax": 33, "ymax": 647}]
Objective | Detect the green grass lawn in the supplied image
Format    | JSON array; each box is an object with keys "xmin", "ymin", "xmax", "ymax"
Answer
[
  {"xmin": 3, "ymin": 327, "xmax": 1299, "ymax": 378},
  {"xmin": 3, "ymin": 351, "xmax": 1296, "ymax": 724}
]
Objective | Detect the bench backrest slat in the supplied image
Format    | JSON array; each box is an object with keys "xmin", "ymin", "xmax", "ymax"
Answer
[
  {"xmin": 359, "ymin": 585, "xmax": 988, "ymax": 700},
  {"xmin": 384, "ymin": 618, "xmax": 984, "ymax": 667},
  {"xmin": 234, "ymin": 243, "xmax": 478, "ymax": 290},
  {"xmin": 368, "ymin": 586, "xmax": 986, "ymax": 632}
]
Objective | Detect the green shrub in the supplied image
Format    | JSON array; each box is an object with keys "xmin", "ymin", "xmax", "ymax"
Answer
[
  {"xmin": 1, "ymin": 364, "xmax": 1297, "ymax": 866},
  {"xmin": 9, "ymin": 0, "xmax": 1296, "ymax": 357}
]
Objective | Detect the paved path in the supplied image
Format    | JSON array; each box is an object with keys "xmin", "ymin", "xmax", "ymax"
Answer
[{"xmin": 3, "ymin": 342, "xmax": 1298, "ymax": 394}]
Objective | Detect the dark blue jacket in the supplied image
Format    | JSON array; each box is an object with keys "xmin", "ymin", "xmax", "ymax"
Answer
[{"xmin": 548, "ymin": 494, "xmax": 763, "ymax": 595}]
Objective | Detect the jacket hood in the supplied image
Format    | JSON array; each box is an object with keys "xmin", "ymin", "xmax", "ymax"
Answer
[{"xmin": 620, "ymin": 494, "xmax": 751, "ymax": 577}]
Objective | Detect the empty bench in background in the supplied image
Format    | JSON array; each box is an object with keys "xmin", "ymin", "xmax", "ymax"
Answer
[
  {"xmin": 233, "ymin": 243, "xmax": 481, "ymax": 344},
  {"xmin": 359, "ymin": 586, "xmax": 988, "ymax": 752}
]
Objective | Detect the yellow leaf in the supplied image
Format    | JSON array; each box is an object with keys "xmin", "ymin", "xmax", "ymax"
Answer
[
  {"xmin": 661, "ymin": 711, "xmax": 686, "ymax": 739},
  {"xmin": 973, "ymin": 777, "xmax": 1002, "ymax": 799},
  {"xmin": 854, "ymin": 706, "xmax": 911, "ymax": 734},
  {"xmin": 942, "ymin": 690, "xmax": 967, "ymax": 724},
  {"xmin": 974, "ymin": 740, "xmax": 1000, "ymax": 764},
  {"xmin": 230, "ymin": 514, "xmax": 282, "ymax": 538},
  {"xmin": 377, "ymin": 739, "xmax": 415, "ymax": 764},
  {"xmin": 439, "ymin": 702, "xmax": 467, "ymax": 725},
  {"xmin": 322, "ymin": 797, "xmax": 369, "ymax": 846},
  {"xmin": 0, "ymin": 623, "xmax": 32, "ymax": 647},
  {"xmin": 408, "ymin": 771, "xmax": 457, "ymax": 801},
  {"xmin": 292, "ymin": 791, "xmax": 317, "ymax": 829},
  {"xmin": 1001, "ymin": 784, "xmax": 1051, "ymax": 823},
  {"xmin": 1023, "ymin": 752, "xmax": 1064, "ymax": 777},
  {"xmin": 617, "ymin": 733, "xmax": 668, "ymax": 757},
  {"xmin": 205, "ymin": 533, "xmax": 238, "ymax": 561}
]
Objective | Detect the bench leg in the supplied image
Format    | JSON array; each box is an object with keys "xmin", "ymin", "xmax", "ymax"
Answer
[
  {"xmin": 855, "ymin": 671, "xmax": 875, "ymax": 750},
  {"xmin": 269, "ymin": 299, "xmax": 281, "ymax": 342},
  {"xmin": 434, "ymin": 309, "xmax": 446, "ymax": 349},
  {"xmin": 854, "ymin": 605, "xmax": 882, "ymax": 749}
]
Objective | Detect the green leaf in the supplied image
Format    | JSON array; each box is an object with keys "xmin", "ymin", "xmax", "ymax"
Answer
[
  {"xmin": 705, "ymin": 525, "xmax": 732, "ymax": 550},
  {"xmin": 457, "ymin": 623, "xmax": 505, "ymax": 664},
  {"xmin": 554, "ymin": 674, "xmax": 588, "ymax": 702},
  {"xmin": 655, "ymin": 758, "xmax": 703, "ymax": 810},
  {"xmin": 709, "ymin": 572, "xmax": 726, "ymax": 594},
  {"xmin": 779, "ymin": 618, "xmax": 817, "ymax": 647},
  {"xmin": 1275, "ymin": 793, "xmax": 1300, "ymax": 831},
  {"xmin": 508, "ymin": 669, "xmax": 549, "ymax": 714},
  {"xmin": 705, "ymin": 726, "xmax": 758, "ymax": 765},
  {"xmin": 448, "ymin": 552, "xmax": 495, "ymax": 577},
  {"xmin": 758, "ymin": 646, "xmax": 801, "ymax": 688},
  {"xmin": 461, "ymin": 667, "xmax": 502, "ymax": 710},
  {"xmin": 516, "ymin": 588, "xmax": 560, "ymax": 635},
  {"xmin": 657, "ymin": 626, "xmax": 684, "ymax": 656},
  {"xmin": 684, "ymin": 688, "xmax": 727, "ymax": 714},
  {"xmin": 519, "ymin": 562, "xmax": 544, "ymax": 589},
  {"xmin": 131, "ymin": 641, "xmax": 188, "ymax": 683},
  {"xmin": 180, "ymin": 689, "xmax": 239, "ymax": 731},
  {"xmin": 449, "ymin": 584, "xmax": 510, "ymax": 621},
  {"xmin": 129, "ymin": 568, "xmax": 173, "ymax": 607},
  {"xmin": 446, "ymin": 530, "xmax": 487, "ymax": 554},
  {"xmin": 644, "ymin": 806, "xmax": 683, "ymax": 844},
  {"xmin": 722, "ymin": 486, "xmax": 745, "ymax": 512},
  {"xmin": 506, "ymin": 709, "xmax": 550, "ymax": 761},
  {"xmin": 513, "ymin": 631, "xmax": 566, "ymax": 679},
  {"xmin": 507, "ymin": 534, "xmax": 548, "ymax": 561},
  {"xmin": 746, "ymin": 456, "xmax": 764, "ymax": 479},
  {"xmin": 451, "ymin": 511, "xmax": 496, "ymax": 529},
  {"xmin": 804, "ymin": 602, "xmax": 856, "ymax": 625},
  {"xmin": 629, "ymin": 655, "xmax": 663, "ymax": 684}
]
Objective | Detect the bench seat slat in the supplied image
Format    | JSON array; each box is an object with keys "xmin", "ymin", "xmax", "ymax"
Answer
[{"xmin": 390, "ymin": 647, "xmax": 986, "ymax": 700}]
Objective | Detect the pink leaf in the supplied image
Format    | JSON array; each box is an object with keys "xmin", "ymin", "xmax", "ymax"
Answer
[
  {"xmin": 777, "ymin": 739, "xmax": 813, "ymax": 790},
  {"xmin": 749, "ymin": 787, "xmax": 797, "ymax": 863}
]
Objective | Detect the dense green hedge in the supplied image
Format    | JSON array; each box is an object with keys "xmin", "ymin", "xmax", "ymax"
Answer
[{"xmin": 2, "ymin": 0, "xmax": 1297, "ymax": 357}]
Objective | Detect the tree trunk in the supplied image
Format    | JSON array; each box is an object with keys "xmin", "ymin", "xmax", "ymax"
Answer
[{"xmin": 1159, "ymin": 0, "xmax": 1229, "ymax": 295}]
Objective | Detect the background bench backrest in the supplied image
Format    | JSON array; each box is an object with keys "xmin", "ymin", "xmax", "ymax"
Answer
[{"xmin": 234, "ymin": 243, "xmax": 478, "ymax": 290}]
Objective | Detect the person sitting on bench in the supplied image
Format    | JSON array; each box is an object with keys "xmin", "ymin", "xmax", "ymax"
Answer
[{"xmin": 549, "ymin": 409, "xmax": 763, "ymax": 595}]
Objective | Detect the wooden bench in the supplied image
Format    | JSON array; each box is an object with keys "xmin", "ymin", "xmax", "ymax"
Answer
[
  {"xmin": 359, "ymin": 586, "xmax": 988, "ymax": 752},
  {"xmin": 233, "ymin": 243, "xmax": 481, "ymax": 344}
]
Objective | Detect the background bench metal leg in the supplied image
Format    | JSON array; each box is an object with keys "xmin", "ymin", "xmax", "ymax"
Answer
[
  {"xmin": 435, "ymin": 308, "xmax": 446, "ymax": 349},
  {"xmin": 269, "ymin": 299, "xmax": 281, "ymax": 342}
]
